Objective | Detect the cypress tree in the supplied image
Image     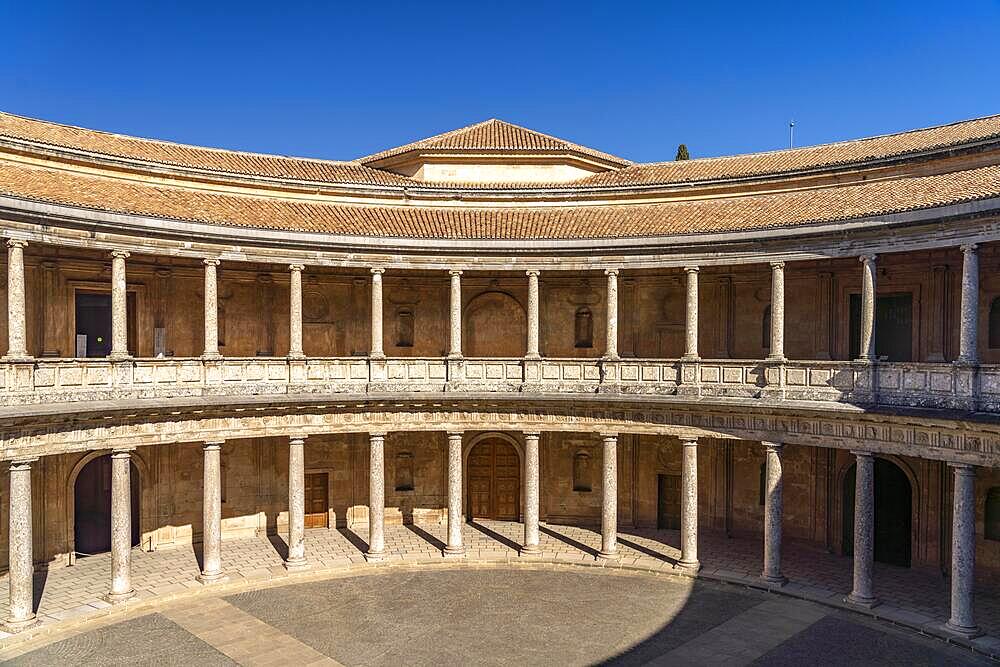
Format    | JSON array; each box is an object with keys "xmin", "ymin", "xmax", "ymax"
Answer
[{"xmin": 675, "ymin": 144, "xmax": 690, "ymax": 161}]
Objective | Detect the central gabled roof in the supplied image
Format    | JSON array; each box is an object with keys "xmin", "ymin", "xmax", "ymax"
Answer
[{"xmin": 358, "ymin": 118, "xmax": 632, "ymax": 167}]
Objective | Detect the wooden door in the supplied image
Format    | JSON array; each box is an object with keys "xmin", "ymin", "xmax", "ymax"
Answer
[
  {"xmin": 304, "ymin": 472, "xmax": 329, "ymax": 529},
  {"xmin": 468, "ymin": 439, "xmax": 520, "ymax": 520},
  {"xmin": 657, "ymin": 474, "xmax": 681, "ymax": 530}
]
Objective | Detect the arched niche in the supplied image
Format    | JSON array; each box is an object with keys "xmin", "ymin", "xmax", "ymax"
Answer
[{"xmin": 464, "ymin": 291, "xmax": 527, "ymax": 357}]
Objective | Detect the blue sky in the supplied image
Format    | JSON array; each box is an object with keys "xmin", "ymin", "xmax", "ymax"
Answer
[{"xmin": 3, "ymin": 1, "xmax": 999, "ymax": 163}]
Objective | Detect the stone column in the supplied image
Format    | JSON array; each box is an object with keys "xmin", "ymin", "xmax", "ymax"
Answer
[
  {"xmin": 768, "ymin": 261, "xmax": 786, "ymax": 361},
  {"xmin": 285, "ymin": 436, "xmax": 308, "ymax": 570},
  {"xmin": 945, "ymin": 463, "xmax": 979, "ymax": 637},
  {"xmin": 202, "ymin": 259, "xmax": 221, "ymax": 359},
  {"xmin": 846, "ymin": 451, "xmax": 877, "ymax": 607},
  {"xmin": 109, "ymin": 249, "xmax": 131, "ymax": 360},
  {"xmin": 197, "ymin": 441, "xmax": 227, "ymax": 584},
  {"xmin": 678, "ymin": 437, "xmax": 700, "ymax": 571},
  {"xmin": 4, "ymin": 240, "xmax": 30, "ymax": 361},
  {"xmin": 598, "ymin": 434, "xmax": 618, "ymax": 558},
  {"xmin": 444, "ymin": 432, "xmax": 465, "ymax": 556},
  {"xmin": 448, "ymin": 270, "xmax": 462, "ymax": 358},
  {"xmin": 106, "ymin": 449, "xmax": 136, "ymax": 603},
  {"xmin": 526, "ymin": 270, "xmax": 540, "ymax": 359},
  {"xmin": 521, "ymin": 432, "xmax": 541, "ymax": 555},
  {"xmin": 3, "ymin": 459, "xmax": 38, "ymax": 632},
  {"xmin": 604, "ymin": 269, "xmax": 620, "ymax": 360},
  {"xmin": 957, "ymin": 244, "xmax": 979, "ymax": 365},
  {"xmin": 370, "ymin": 269, "xmax": 385, "ymax": 359},
  {"xmin": 857, "ymin": 255, "xmax": 877, "ymax": 361},
  {"xmin": 761, "ymin": 441, "xmax": 787, "ymax": 585},
  {"xmin": 683, "ymin": 266, "xmax": 700, "ymax": 360},
  {"xmin": 288, "ymin": 264, "xmax": 306, "ymax": 359},
  {"xmin": 366, "ymin": 432, "xmax": 386, "ymax": 560}
]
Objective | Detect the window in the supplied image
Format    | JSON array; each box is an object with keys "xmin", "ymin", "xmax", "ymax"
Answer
[
  {"xmin": 395, "ymin": 309, "xmax": 414, "ymax": 348},
  {"xmin": 762, "ymin": 305, "xmax": 772, "ymax": 350},
  {"xmin": 573, "ymin": 451, "xmax": 592, "ymax": 492},
  {"xmin": 394, "ymin": 452, "xmax": 414, "ymax": 492},
  {"xmin": 986, "ymin": 487, "xmax": 1000, "ymax": 542},
  {"xmin": 989, "ymin": 297, "xmax": 1000, "ymax": 349},
  {"xmin": 574, "ymin": 307, "xmax": 593, "ymax": 349}
]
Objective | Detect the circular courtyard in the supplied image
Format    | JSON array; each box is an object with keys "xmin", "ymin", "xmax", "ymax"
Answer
[{"xmin": 3, "ymin": 567, "xmax": 988, "ymax": 665}]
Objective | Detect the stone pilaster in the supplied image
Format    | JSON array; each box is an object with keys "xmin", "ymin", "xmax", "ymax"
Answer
[
  {"xmin": 288, "ymin": 264, "xmax": 306, "ymax": 359},
  {"xmin": 603, "ymin": 269, "xmax": 620, "ymax": 360},
  {"xmin": 598, "ymin": 433, "xmax": 618, "ymax": 559},
  {"xmin": 683, "ymin": 266, "xmax": 700, "ymax": 361},
  {"xmin": 957, "ymin": 244, "xmax": 979, "ymax": 365},
  {"xmin": 945, "ymin": 463, "xmax": 980, "ymax": 638},
  {"xmin": 846, "ymin": 451, "xmax": 877, "ymax": 607},
  {"xmin": 4, "ymin": 240, "xmax": 30, "ymax": 361},
  {"xmin": 448, "ymin": 270, "xmax": 463, "ymax": 358},
  {"xmin": 521, "ymin": 432, "xmax": 541, "ymax": 556},
  {"xmin": 285, "ymin": 436, "xmax": 308, "ymax": 570},
  {"xmin": 767, "ymin": 261, "xmax": 786, "ymax": 361},
  {"xmin": 444, "ymin": 432, "xmax": 465, "ymax": 557},
  {"xmin": 197, "ymin": 441, "xmax": 227, "ymax": 584},
  {"xmin": 3, "ymin": 458, "xmax": 38, "ymax": 632},
  {"xmin": 366, "ymin": 432, "xmax": 386, "ymax": 561},
  {"xmin": 370, "ymin": 269, "xmax": 385, "ymax": 360},
  {"xmin": 857, "ymin": 255, "xmax": 877, "ymax": 361},
  {"xmin": 761, "ymin": 441, "xmax": 787, "ymax": 586},
  {"xmin": 678, "ymin": 437, "xmax": 700, "ymax": 571},
  {"xmin": 526, "ymin": 270, "xmax": 540, "ymax": 359},
  {"xmin": 202, "ymin": 259, "xmax": 221, "ymax": 359},
  {"xmin": 106, "ymin": 448, "xmax": 136, "ymax": 603},
  {"xmin": 109, "ymin": 249, "xmax": 131, "ymax": 360}
]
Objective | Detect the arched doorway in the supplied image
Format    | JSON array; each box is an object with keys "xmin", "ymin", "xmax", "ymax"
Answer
[
  {"xmin": 74, "ymin": 455, "xmax": 140, "ymax": 557},
  {"xmin": 464, "ymin": 291, "xmax": 527, "ymax": 357},
  {"xmin": 842, "ymin": 457, "xmax": 912, "ymax": 567},
  {"xmin": 467, "ymin": 438, "xmax": 520, "ymax": 520}
]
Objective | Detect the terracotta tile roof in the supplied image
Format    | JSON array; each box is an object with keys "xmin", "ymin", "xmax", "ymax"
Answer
[
  {"xmin": 357, "ymin": 119, "xmax": 632, "ymax": 166},
  {"xmin": 1, "ymin": 159, "xmax": 997, "ymax": 240}
]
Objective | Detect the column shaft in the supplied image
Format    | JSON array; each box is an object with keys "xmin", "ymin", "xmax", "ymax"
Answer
[
  {"xmin": 604, "ymin": 269, "xmax": 620, "ymax": 360},
  {"xmin": 370, "ymin": 269, "xmax": 385, "ymax": 359},
  {"xmin": 526, "ymin": 271, "xmax": 540, "ymax": 359},
  {"xmin": 946, "ymin": 464, "xmax": 979, "ymax": 637},
  {"xmin": 858, "ymin": 255, "xmax": 877, "ymax": 361},
  {"xmin": 5, "ymin": 240, "xmax": 29, "ymax": 360},
  {"xmin": 762, "ymin": 442, "xmax": 786, "ymax": 585},
  {"xmin": 202, "ymin": 259, "xmax": 221, "ymax": 359},
  {"xmin": 367, "ymin": 433, "xmax": 386, "ymax": 560},
  {"xmin": 286, "ymin": 437, "xmax": 308, "ymax": 569},
  {"xmin": 847, "ymin": 451, "xmax": 877, "ymax": 606},
  {"xmin": 3, "ymin": 459, "xmax": 37, "ymax": 632},
  {"xmin": 197, "ymin": 442, "xmax": 226, "ymax": 583},
  {"xmin": 679, "ymin": 438, "xmax": 700, "ymax": 570},
  {"xmin": 768, "ymin": 261, "xmax": 786, "ymax": 361},
  {"xmin": 107, "ymin": 450, "xmax": 136, "ymax": 602},
  {"xmin": 449, "ymin": 270, "xmax": 462, "ymax": 358},
  {"xmin": 958, "ymin": 244, "xmax": 979, "ymax": 364},
  {"xmin": 110, "ymin": 250, "xmax": 131, "ymax": 360},
  {"xmin": 683, "ymin": 267, "xmax": 700, "ymax": 360},
  {"xmin": 598, "ymin": 434, "xmax": 618, "ymax": 558},
  {"xmin": 521, "ymin": 432, "xmax": 541, "ymax": 555},
  {"xmin": 445, "ymin": 432, "xmax": 465, "ymax": 555},
  {"xmin": 289, "ymin": 264, "xmax": 305, "ymax": 359}
]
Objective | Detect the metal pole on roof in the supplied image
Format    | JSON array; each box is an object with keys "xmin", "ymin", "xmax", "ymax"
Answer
[{"xmin": 789, "ymin": 121, "xmax": 795, "ymax": 149}]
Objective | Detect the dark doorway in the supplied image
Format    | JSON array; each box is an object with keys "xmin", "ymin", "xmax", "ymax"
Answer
[
  {"xmin": 75, "ymin": 292, "xmax": 136, "ymax": 357},
  {"xmin": 74, "ymin": 455, "xmax": 140, "ymax": 557},
  {"xmin": 849, "ymin": 293, "xmax": 913, "ymax": 361},
  {"xmin": 467, "ymin": 439, "xmax": 520, "ymax": 520},
  {"xmin": 657, "ymin": 474, "xmax": 681, "ymax": 530},
  {"xmin": 842, "ymin": 458, "xmax": 912, "ymax": 567}
]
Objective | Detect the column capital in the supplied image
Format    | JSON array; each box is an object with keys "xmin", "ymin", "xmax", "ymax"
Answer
[
  {"xmin": 525, "ymin": 269, "xmax": 540, "ymax": 277},
  {"xmin": 680, "ymin": 437, "xmax": 699, "ymax": 447},
  {"xmin": 110, "ymin": 447, "xmax": 136, "ymax": 459},
  {"xmin": 110, "ymin": 249, "xmax": 131, "ymax": 260},
  {"xmin": 288, "ymin": 435, "xmax": 307, "ymax": 446},
  {"xmin": 203, "ymin": 258, "xmax": 221, "ymax": 267},
  {"xmin": 948, "ymin": 461, "xmax": 976, "ymax": 474},
  {"xmin": 370, "ymin": 267, "xmax": 385, "ymax": 276},
  {"xmin": 446, "ymin": 431, "xmax": 464, "ymax": 440},
  {"xmin": 770, "ymin": 260, "xmax": 786, "ymax": 270},
  {"xmin": 9, "ymin": 458, "xmax": 38, "ymax": 471},
  {"xmin": 850, "ymin": 449, "xmax": 874, "ymax": 458},
  {"xmin": 288, "ymin": 263, "xmax": 305, "ymax": 272},
  {"xmin": 684, "ymin": 265, "xmax": 700, "ymax": 274},
  {"xmin": 600, "ymin": 432, "xmax": 619, "ymax": 442},
  {"xmin": 203, "ymin": 440, "xmax": 224, "ymax": 450},
  {"xmin": 369, "ymin": 431, "xmax": 387, "ymax": 439},
  {"xmin": 960, "ymin": 243, "xmax": 978, "ymax": 254},
  {"xmin": 522, "ymin": 431, "xmax": 541, "ymax": 440},
  {"xmin": 859, "ymin": 254, "xmax": 877, "ymax": 265},
  {"xmin": 604, "ymin": 268, "xmax": 619, "ymax": 277},
  {"xmin": 762, "ymin": 441, "xmax": 783, "ymax": 452},
  {"xmin": 448, "ymin": 269, "xmax": 463, "ymax": 277},
  {"xmin": 6, "ymin": 239, "xmax": 27, "ymax": 249}
]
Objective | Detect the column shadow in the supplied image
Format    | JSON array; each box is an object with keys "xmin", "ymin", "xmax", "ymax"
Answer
[
  {"xmin": 405, "ymin": 523, "xmax": 446, "ymax": 551},
  {"xmin": 617, "ymin": 536, "xmax": 678, "ymax": 565},
  {"xmin": 538, "ymin": 525, "xmax": 598, "ymax": 557},
  {"xmin": 267, "ymin": 534, "xmax": 289, "ymax": 561},
  {"xmin": 467, "ymin": 520, "xmax": 522, "ymax": 551},
  {"xmin": 31, "ymin": 568, "xmax": 48, "ymax": 613},
  {"xmin": 338, "ymin": 526, "xmax": 370, "ymax": 554}
]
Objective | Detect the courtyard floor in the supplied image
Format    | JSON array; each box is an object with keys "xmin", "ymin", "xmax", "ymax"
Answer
[{"xmin": 1, "ymin": 521, "xmax": 999, "ymax": 661}]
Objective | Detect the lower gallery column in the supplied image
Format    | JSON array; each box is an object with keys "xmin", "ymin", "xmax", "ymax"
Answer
[
  {"xmin": 197, "ymin": 441, "xmax": 227, "ymax": 584},
  {"xmin": 521, "ymin": 432, "xmax": 541, "ymax": 556},
  {"xmin": 444, "ymin": 432, "xmax": 465, "ymax": 556},
  {"xmin": 285, "ymin": 436, "xmax": 308, "ymax": 570},
  {"xmin": 366, "ymin": 432, "xmax": 386, "ymax": 561},
  {"xmin": 3, "ymin": 458, "xmax": 38, "ymax": 632},
  {"xmin": 846, "ymin": 451, "xmax": 877, "ymax": 607},
  {"xmin": 106, "ymin": 448, "xmax": 136, "ymax": 603},
  {"xmin": 598, "ymin": 433, "xmax": 618, "ymax": 559},
  {"xmin": 946, "ymin": 463, "xmax": 979, "ymax": 637},
  {"xmin": 678, "ymin": 437, "xmax": 700, "ymax": 571},
  {"xmin": 761, "ymin": 441, "xmax": 787, "ymax": 585}
]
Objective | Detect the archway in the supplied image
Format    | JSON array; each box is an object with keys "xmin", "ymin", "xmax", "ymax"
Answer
[
  {"xmin": 73, "ymin": 454, "xmax": 140, "ymax": 557},
  {"xmin": 842, "ymin": 457, "xmax": 912, "ymax": 567},
  {"xmin": 466, "ymin": 437, "xmax": 521, "ymax": 520},
  {"xmin": 464, "ymin": 291, "xmax": 527, "ymax": 357}
]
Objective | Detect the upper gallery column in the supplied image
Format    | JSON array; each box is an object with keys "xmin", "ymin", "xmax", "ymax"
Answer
[
  {"xmin": 767, "ymin": 261, "xmax": 786, "ymax": 361},
  {"xmin": 370, "ymin": 268, "xmax": 385, "ymax": 359},
  {"xmin": 449, "ymin": 270, "xmax": 463, "ymax": 358},
  {"xmin": 598, "ymin": 433, "xmax": 618, "ymax": 559},
  {"xmin": 521, "ymin": 432, "xmax": 541, "ymax": 556},
  {"xmin": 683, "ymin": 266, "xmax": 700, "ymax": 360},
  {"xmin": 197, "ymin": 440, "xmax": 227, "ymax": 584},
  {"xmin": 106, "ymin": 448, "xmax": 136, "ymax": 603},
  {"xmin": 109, "ymin": 249, "xmax": 131, "ymax": 360},
  {"xmin": 846, "ymin": 451, "xmax": 877, "ymax": 607},
  {"xmin": 367, "ymin": 431, "xmax": 386, "ymax": 561},
  {"xmin": 4, "ymin": 240, "xmax": 30, "ymax": 361},
  {"xmin": 761, "ymin": 441, "xmax": 787, "ymax": 586},
  {"xmin": 285, "ymin": 436, "xmax": 308, "ymax": 570},
  {"xmin": 288, "ymin": 264, "xmax": 306, "ymax": 359},
  {"xmin": 945, "ymin": 463, "xmax": 979, "ymax": 637},
  {"xmin": 957, "ymin": 244, "xmax": 979, "ymax": 365},
  {"xmin": 678, "ymin": 437, "xmax": 700, "ymax": 571},
  {"xmin": 857, "ymin": 255, "xmax": 877, "ymax": 361},
  {"xmin": 604, "ymin": 269, "xmax": 620, "ymax": 360},
  {"xmin": 2, "ymin": 458, "xmax": 38, "ymax": 632},
  {"xmin": 526, "ymin": 270, "xmax": 541, "ymax": 359},
  {"xmin": 202, "ymin": 259, "xmax": 221, "ymax": 359},
  {"xmin": 444, "ymin": 432, "xmax": 465, "ymax": 557}
]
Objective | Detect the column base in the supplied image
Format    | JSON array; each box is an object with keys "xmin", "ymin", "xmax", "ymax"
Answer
[
  {"xmin": 196, "ymin": 571, "xmax": 229, "ymax": 585},
  {"xmin": 845, "ymin": 592, "xmax": 879, "ymax": 609},
  {"xmin": 287, "ymin": 353, "xmax": 307, "ymax": 361},
  {"xmin": 107, "ymin": 353, "xmax": 133, "ymax": 362},
  {"xmin": 200, "ymin": 353, "xmax": 223, "ymax": 361},
  {"xmin": 943, "ymin": 620, "xmax": 982, "ymax": 639},
  {"xmin": 442, "ymin": 546, "xmax": 466, "ymax": 558},
  {"xmin": 364, "ymin": 551, "xmax": 385, "ymax": 563},
  {"xmin": 104, "ymin": 588, "xmax": 136, "ymax": 605},
  {"xmin": 676, "ymin": 559, "xmax": 701, "ymax": 573},
  {"xmin": 0, "ymin": 354, "xmax": 34, "ymax": 363},
  {"xmin": 283, "ymin": 558, "xmax": 310, "ymax": 572},
  {"xmin": 761, "ymin": 573, "xmax": 788, "ymax": 587},
  {"xmin": 1, "ymin": 615, "xmax": 38, "ymax": 634},
  {"xmin": 596, "ymin": 550, "xmax": 619, "ymax": 561},
  {"xmin": 519, "ymin": 545, "xmax": 542, "ymax": 558}
]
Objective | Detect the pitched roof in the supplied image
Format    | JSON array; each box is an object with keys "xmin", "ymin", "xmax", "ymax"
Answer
[{"xmin": 357, "ymin": 119, "xmax": 632, "ymax": 167}]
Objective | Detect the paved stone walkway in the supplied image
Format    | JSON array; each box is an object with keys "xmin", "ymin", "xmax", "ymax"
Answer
[
  {"xmin": 1, "ymin": 521, "xmax": 999, "ymax": 659},
  {"xmin": 1, "ymin": 568, "xmax": 990, "ymax": 665}
]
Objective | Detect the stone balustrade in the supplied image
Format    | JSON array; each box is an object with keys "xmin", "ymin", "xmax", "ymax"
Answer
[{"xmin": 1, "ymin": 356, "xmax": 998, "ymax": 413}]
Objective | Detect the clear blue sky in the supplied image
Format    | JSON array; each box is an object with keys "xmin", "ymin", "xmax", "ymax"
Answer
[{"xmin": 3, "ymin": 1, "xmax": 999, "ymax": 163}]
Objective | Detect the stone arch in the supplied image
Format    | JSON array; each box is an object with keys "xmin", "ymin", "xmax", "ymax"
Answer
[
  {"xmin": 464, "ymin": 291, "xmax": 527, "ymax": 357},
  {"xmin": 463, "ymin": 432, "xmax": 525, "ymax": 521}
]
